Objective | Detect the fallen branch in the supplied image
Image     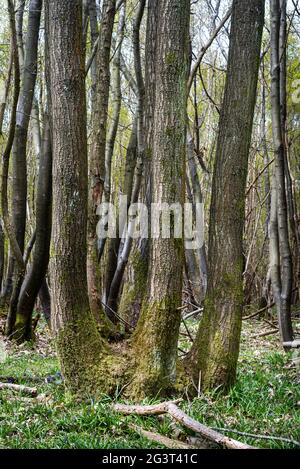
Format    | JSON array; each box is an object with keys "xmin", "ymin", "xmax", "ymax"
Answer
[
  {"xmin": 183, "ymin": 309, "xmax": 203, "ymax": 321},
  {"xmin": 253, "ymin": 329, "xmax": 279, "ymax": 338},
  {"xmin": 243, "ymin": 302, "xmax": 275, "ymax": 320},
  {"xmin": 128, "ymin": 424, "xmax": 192, "ymax": 449},
  {"xmin": 113, "ymin": 399, "xmax": 183, "ymax": 416},
  {"xmin": 244, "ymin": 288, "xmax": 298, "ymax": 321},
  {"xmin": 166, "ymin": 403, "xmax": 255, "ymax": 449},
  {"xmin": 283, "ymin": 340, "xmax": 300, "ymax": 349},
  {"xmin": 212, "ymin": 427, "xmax": 300, "ymax": 448},
  {"xmin": 0, "ymin": 382, "xmax": 38, "ymax": 397},
  {"xmin": 113, "ymin": 401, "xmax": 255, "ymax": 449}
]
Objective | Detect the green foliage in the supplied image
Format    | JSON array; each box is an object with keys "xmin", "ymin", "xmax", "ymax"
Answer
[
  {"xmin": 186, "ymin": 350, "xmax": 300, "ymax": 449},
  {"xmin": 0, "ymin": 324, "xmax": 299, "ymax": 449}
]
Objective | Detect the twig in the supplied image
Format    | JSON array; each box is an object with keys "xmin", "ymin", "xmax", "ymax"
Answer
[
  {"xmin": 167, "ymin": 403, "xmax": 255, "ymax": 449},
  {"xmin": 188, "ymin": 7, "xmax": 232, "ymax": 92},
  {"xmin": 0, "ymin": 382, "xmax": 38, "ymax": 397},
  {"xmin": 197, "ymin": 371, "xmax": 201, "ymax": 398},
  {"xmin": 211, "ymin": 427, "xmax": 300, "ymax": 448},
  {"xmin": 262, "ymin": 318, "xmax": 277, "ymax": 329},
  {"xmin": 100, "ymin": 300, "xmax": 133, "ymax": 331},
  {"xmin": 246, "ymin": 158, "xmax": 275, "ymax": 196},
  {"xmin": 182, "ymin": 319, "xmax": 194, "ymax": 343}
]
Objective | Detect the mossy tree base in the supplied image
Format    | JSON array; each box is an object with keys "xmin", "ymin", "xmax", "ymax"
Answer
[
  {"xmin": 186, "ymin": 290, "xmax": 243, "ymax": 394},
  {"xmin": 55, "ymin": 314, "xmax": 129, "ymax": 398},
  {"xmin": 125, "ymin": 298, "xmax": 182, "ymax": 400}
]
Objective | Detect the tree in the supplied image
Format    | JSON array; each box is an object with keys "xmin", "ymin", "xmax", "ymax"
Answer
[
  {"xmin": 5, "ymin": 0, "xmax": 42, "ymax": 336},
  {"xmin": 269, "ymin": 0, "xmax": 294, "ymax": 344},
  {"xmin": 14, "ymin": 114, "xmax": 52, "ymax": 340},
  {"xmin": 47, "ymin": 0, "xmax": 104, "ymax": 396},
  {"xmin": 188, "ymin": 0, "xmax": 264, "ymax": 392},
  {"xmin": 87, "ymin": 0, "xmax": 116, "ymax": 322},
  {"xmin": 129, "ymin": 0, "xmax": 190, "ymax": 399},
  {"xmin": 117, "ymin": 0, "xmax": 158, "ymax": 326}
]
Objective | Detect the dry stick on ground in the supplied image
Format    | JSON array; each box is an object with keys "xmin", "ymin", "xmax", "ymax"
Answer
[
  {"xmin": 253, "ymin": 329, "xmax": 279, "ymax": 338},
  {"xmin": 128, "ymin": 424, "xmax": 192, "ymax": 450},
  {"xmin": 113, "ymin": 402, "xmax": 256, "ymax": 449},
  {"xmin": 0, "ymin": 382, "xmax": 38, "ymax": 397},
  {"xmin": 114, "ymin": 400, "xmax": 183, "ymax": 416},
  {"xmin": 243, "ymin": 302, "xmax": 276, "ymax": 320},
  {"xmin": 243, "ymin": 287, "xmax": 298, "ymax": 320}
]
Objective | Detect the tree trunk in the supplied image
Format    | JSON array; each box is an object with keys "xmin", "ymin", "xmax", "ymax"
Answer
[
  {"xmin": 47, "ymin": 0, "xmax": 104, "ymax": 396},
  {"xmin": 269, "ymin": 0, "xmax": 294, "ymax": 343},
  {"xmin": 129, "ymin": 0, "xmax": 190, "ymax": 399},
  {"xmin": 188, "ymin": 0, "xmax": 264, "ymax": 392},
  {"xmin": 87, "ymin": 0, "xmax": 116, "ymax": 322},
  {"xmin": 14, "ymin": 114, "xmax": 52, "ymax": 341},
  {"xmin": 38, "ymin": 278, "xmax": 51, "ymax": 326},
  {"xmin": 12, "ymin": 0, "xmax": 42, "ymax": 256},
  {"xmin": 6, "ymin": 0, "xmax": 42, "ymax": 336},
  {"xmin": 0, "ymin": 221, "xmax": 4, "ymax": 294},
  {"xmin": 103, "ymin": 1, "xmax": 126, "ymax": 311},
  {"xmin": 0, "ymin": 39, "xmax": 13, "ymax": 135},
  {"xmin": 117, "ymin": 0, "xmax": 158, "ymax": 324},
  {"xmin": 105, "ymin": 0, "xmax": 145, "ymax": 320}
]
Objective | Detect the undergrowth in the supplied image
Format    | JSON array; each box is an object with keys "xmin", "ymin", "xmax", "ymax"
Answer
[{"xmin": 0, "ymin": 320, "xmax": 299, "ymax": 449}]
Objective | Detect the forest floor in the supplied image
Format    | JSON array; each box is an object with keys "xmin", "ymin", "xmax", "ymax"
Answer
[{"xmin": 0, "ymin": 314, "xmax": 299, "ymax": 449}]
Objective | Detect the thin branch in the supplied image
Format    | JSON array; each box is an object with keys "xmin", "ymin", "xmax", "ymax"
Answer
[
  {"xmin": 188, "ymin": 7, "xmax": 232, "ymax": 93},
  {"xmin": 0, "ymin": 382, "xmax": 38, "ymax": 397},
  {"xmin": 212, "ymin": 427, "xmax": 300, "ymax": 448}
]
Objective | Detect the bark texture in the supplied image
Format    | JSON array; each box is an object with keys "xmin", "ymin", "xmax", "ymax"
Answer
[
  {"xmin": 14, "ymin": 115, "xmax": 52, "ymax": 341},
  {"xmin": 129, "ymin": 0, "xmax": 190, "ymax": 399},
  {"xmin": 47, "ymin": 0, "xmax": 104, "ymax": 396},
  {"xmin": 188, "ymin": 0, "xmax": 264, "ymax": 392}
]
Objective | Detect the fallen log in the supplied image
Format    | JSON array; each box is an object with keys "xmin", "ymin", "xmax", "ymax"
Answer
[
  {"xmin": 113, "ymin": 401, "xmax": 256, "ymax": 449},
  {"xmin": 0, "ymin": 382, "xmax": 38, "ymax": 397}
]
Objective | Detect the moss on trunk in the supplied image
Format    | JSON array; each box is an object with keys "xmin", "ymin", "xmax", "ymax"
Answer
[
  {"xmin": 127, "ymin": 296, "xmax": 182, "ymax": 400},
  {"xmin": 55, "ymin": 313, "xmax": 128, "ymax": 397}
]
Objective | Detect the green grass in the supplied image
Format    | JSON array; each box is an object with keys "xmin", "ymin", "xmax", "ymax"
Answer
[{"xmin": 0, "ymin": 322, "xmax": 299, "ymax": 449}]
